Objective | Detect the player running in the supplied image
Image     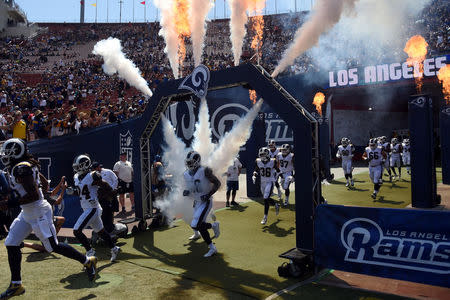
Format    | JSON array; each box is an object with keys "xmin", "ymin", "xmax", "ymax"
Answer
[
  {"xmin": 267, "ymin": 140, "xmax": 282, "ymax": 200},
  {"xmin": 336, "ymin": 137, "xmax": 355, "ymax": 188},
  {"xmin": 363, "ymin": 138, "xmax": 387, "ymax": 199},
  {"xmin": 276, "ymin": 144, "xmax": 294, "ymax": 206},
  {"xmin": 390, "ymin": 138, "xmax": 403, "ymax": 180},
  {"xmin": 402, "ymin": 138, "xmax": 411, "ymax": 175}
]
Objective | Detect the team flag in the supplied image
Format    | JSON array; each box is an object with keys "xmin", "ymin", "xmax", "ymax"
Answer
[{"xmin": 140, "ymin": 1, "xmax": 145, "ymax": 4}]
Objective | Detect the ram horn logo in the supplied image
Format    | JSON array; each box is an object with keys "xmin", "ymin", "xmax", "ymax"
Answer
[
  {"xmin": 178, "ymin": 64, "xmax": 210, "ymax": 99},
  {"xmin": 442, "ymin": 107, "xmax": 450, "ymax": 116},
  {"xmin": 410, "ymin": 96, "xmax": 427, "ymax": 108}
]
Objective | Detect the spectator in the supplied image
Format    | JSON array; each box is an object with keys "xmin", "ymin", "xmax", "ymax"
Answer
[
  {"xmin": 224, "ymin": 156, "xmax": 242, "ymax": 207},
  {"xmin": 113, "ymin": 152, "xmax": 135, "ymax": 213},
  {"xmin": 11, "ymin": 111, "xmax": 28, "ymax": 140}
]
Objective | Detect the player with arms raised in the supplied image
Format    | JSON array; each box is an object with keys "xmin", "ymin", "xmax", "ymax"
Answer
[
  {"xmin": 362, "ymin": 138, "xmax": 387, "ymax": 199},
  {"xmin": 276, "ymin": 144, "xmax": 294, "ymax": 206},
  {"xmin": 336, "ymin": 137, "xmax": 355, "ymax": 187},
  {"xmin": 253, "ymin": 147, "xmax": 281, "ymax": 225}
]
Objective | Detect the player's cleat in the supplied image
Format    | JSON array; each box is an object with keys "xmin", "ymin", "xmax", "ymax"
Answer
[
  {"xmin": 371, "ymin": 192, "xmax": 377, "ymax": 199},
  {"xmin": 204, "ymin": 243, "xmax": 217, "ymax": 257},
  {"xmin": 212, "ymin": 222, "xmax": 220, "ymax": 239},
  {"xmin": 231, "ymin": 201, "xmax": 239, "ymax": 206},
  {"xmin": 84, "ymin": 256, "xmax": 98, "ymax": 281},
  {"xmin": 261, "ymin": 216, "xmax": 267, "ymax": 225},
  {"xmin": 275, "ymin": 203, "xmax": 280, "ymax": 216},
  {"xmin": 86, "ymin": 248, "xmax": 96, "ymax": 257},
  {"xmin": 110, "ymin": 246, "xmax": 121, "ymax": 262},
  {"xmin": 284, "ymin": 200, "xmax": 289, "ymax": 207},
  {"xmin": 226, "ymin": 201, "xmax": 230, "ymax": 207},
  {"xmin": 0, "ymin": 283, "xmax": 25, "ymax": 299},
  {"xmin": 345, "ymin": 181, "xmax": 349, "ymax": 187},
  {"xmin": 189, "ymin": 231, "xmax": 201, "ymax": 240},
  {"xmin": 351, "ymin": 179, "xmax": 354, "ymax": 187},
  {"xmin": 389, "ymin": 175, "xmax": 392, "ymax": 182}
]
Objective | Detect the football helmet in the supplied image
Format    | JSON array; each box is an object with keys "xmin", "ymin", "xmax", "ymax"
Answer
[
  {"xmin": 381, "ymin": 136, "xmax": 387, "ymax": 144},
  {"xmin": 391, "ymin": 137, "xmax": 398, "ymax": 145},
  {"xmin": 280, "ymin": 144, "xmax": 291, "ymax": 155},
  {"xmin": 73, "ymin": 154, "xmax": 92, "ymax": 174},
  {"xmin": 185, "ymin": 151, "xmax": 201, "ymax": 171},
  {"xmin": 0, "ymin": 138, "xmax": 27, "ymax": 167},
  {"xmin": 404, "ymin": 138, "xmax": 410, "ymax": 146},
  {"xmin": 369, "ymin": 138, "xmax": 377, "ymax": 150},
  {"xmin": 258, "ymin": 147, "xmax": 270, "ymax": 162},
  {"xmin": 341, "ymin": 137, "xmax": 349, "ymax": 147},
  {"xmin": 267, "ymin": 140, "xmax": 276, "ymax": 150}
]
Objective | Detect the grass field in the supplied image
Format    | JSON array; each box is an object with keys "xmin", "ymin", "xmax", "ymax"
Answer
[{"xmin": 0, "ymin": 167, "xmax": 438, "ymax": 299}]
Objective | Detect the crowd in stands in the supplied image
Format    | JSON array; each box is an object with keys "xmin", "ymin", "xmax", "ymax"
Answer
[{"xmin": 0, "ymin": 0, "xmax": 447, "ymax": 141}]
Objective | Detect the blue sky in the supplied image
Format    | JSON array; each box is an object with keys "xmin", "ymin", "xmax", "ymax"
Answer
[{"xmin": 15, "ymin": 0, "xmax": 314, "ymax": 23}]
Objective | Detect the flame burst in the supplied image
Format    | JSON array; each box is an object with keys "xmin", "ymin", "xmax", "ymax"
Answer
[
  {"xmin": 404, "ymin": 35, "xmax": 428, "ymax": 93},
  {"xmin": 174, "ymin": 0, "xmax": 191, "ymax": 77},
  {"xmin": 313, "ymin": 92, "xmax": 325, "ymax": 116},
  {"xmin": 438, "ymin": 65, "xmax": 450, "ymax": 105},
  {"xmin": 249, "ymin": 89, "xmax": 257, "ymax": 104},
  {"xmin": 249, "ymin": 0, "xmax": 265, "ymax": 62}
]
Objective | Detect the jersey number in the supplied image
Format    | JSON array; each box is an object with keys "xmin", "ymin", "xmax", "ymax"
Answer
[
  {"xmin": 82, "ymin": 185, "xmax": 91, "ymax": 200},
  {"xmin": 280, "ymin": 161, "xmax": 289, "ymax": 168},
  {"xmin": 369, "ymin": 152, "xmax": 379, "ymax": 160},
  {"xmin": 260, "ymin": 168, "xmax": 271, "ymax": 177}
]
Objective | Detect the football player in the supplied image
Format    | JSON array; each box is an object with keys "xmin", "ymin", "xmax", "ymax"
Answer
[
  {"xmin": 71, "ymin": 154, "xmax": 120, "ymax": 262},
  {"xmin": 379, "ymin": 136, "xmax": 392, "ymax": 181},
  {"xmin": 402, "ymin": 138, "xmax": 411, "ymax": 175},
  {"xmin": 362, "ymin": 138, "xmax": 387, "ymax": 199},
  {"xmin": 276, "ymin": 144, "xmax": 294, "ymax": 206},
  {"xmin": 0, "ymin": 139, "xmax": 97, "ymax": 299},
  {"xmin": 336, "ymin": 137, "xmax": 355, "ymax": 187},
  {"xmin": 183, "ymin": 151, "xmax": 221, "ymax": 257},
  {"xmin": 253, "ymin": 147, "xmax": 281, "ymax": 225},
  {"xmin": 268, "ymin": 140, "xmax": 282, "ymax": 200},
  {"xmin": 390, "ymin": 138, "xmax": 403, "ymax": 180}
]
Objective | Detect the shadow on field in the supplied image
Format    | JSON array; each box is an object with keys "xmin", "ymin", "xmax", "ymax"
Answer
[
  {"xmin": 229, "ymin": 204, "xmax": 249, "ymax": 213},
  {"xmin": 130, "ymin": 229, "xmax": 294, "ymax": 299},
  {"xmin": 262, "ymin": 219, "xmax": 295, "ymax": 237},
  {"xmin": 374, "ymin": 196, "xmax": 405, "ymax": 205},
  {"xmin": 26, "ymin": 251, "xmax": 60, "ymax": 262}
]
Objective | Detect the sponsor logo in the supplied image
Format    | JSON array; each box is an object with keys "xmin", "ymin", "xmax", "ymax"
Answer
[
  {"xmin": 341, "ymin": 218, "xmax": 450, "ymax": 274},
  {"xmin": 120, "ymin": 130, "xmax": 133, "ymax": 161}
]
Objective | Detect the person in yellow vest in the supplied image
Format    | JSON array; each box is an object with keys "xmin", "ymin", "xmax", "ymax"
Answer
[{"xmin": 11, "ymin": 111, "xmax": 28, "ymax": 141}]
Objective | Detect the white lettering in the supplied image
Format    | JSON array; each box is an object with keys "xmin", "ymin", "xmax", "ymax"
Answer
[
  {"xmin": 389, "ymin": 63, "xmax": 402, "ymax": 80},
  {"xmin": 348, "ymin": 68, "xmax": 358, "ymax": 85},
  {"xmin": 402, "ymin": 62, "xmax": 413, "ymax": 79},
  {"xmin": 337, "ymin": 70, "xmax": 348, "ymax": 86},
  {"xmin": 364, "ymin": 66, "xmax": 377, "ymax": 83},
  {"xmin": 436, "ymin": 56, "xmax": 447, "ymax": 75},
  {"xmin": 376, "ymin": 64, "xmax": 389, "ymax": 82},
  {"xmin": 329, "ymin": 71, "xmax": 337, "ymax": 87},
  {"xmin": 424, "ymin": 58, "xmax": 435, "ymax": 76}
]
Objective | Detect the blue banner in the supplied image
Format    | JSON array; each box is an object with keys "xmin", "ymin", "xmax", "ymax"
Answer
[{"xmin": 315, "ymin": 204, "xmax": 450, "ymax": 288}]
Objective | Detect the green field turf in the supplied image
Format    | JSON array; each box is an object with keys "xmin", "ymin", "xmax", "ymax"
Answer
[{"xmin": 0, "ymin": 168, "xmax": 435, "ymax": 299}]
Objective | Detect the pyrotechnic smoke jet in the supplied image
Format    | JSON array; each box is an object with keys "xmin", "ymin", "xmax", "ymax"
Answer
[
  {"xmin": 229, "ymin": 0, "xmax": 266, "ymax": 66},
  {"xmin": 155, "ymin": 115, "xmax": 192, "ymax": 224},
  {"xmin": 438, "ymin": 65, "xmax": 450, "ymax": 105},
  {"xmin": 189, "ymin": 0, "xmax": 213, "ymax": 66},
  {"xmin": 192, "ymin": 98, "xmax": 216, "ymax": 160},
  {"xmin": 404, "ymin": 35, "xmax": 429, "ymax": 94},
  {"xmin": 272, "ymin": 0, "xmax": 358, "ymax": 77},
  {"xmin": 154, "ymin": 0, "xmax": 192, "ymax": 79},
  {"xmin": 313, "ymin": 92, "xmax": 325, "ymax": 116},
  {"xmin": 207, "ymin": 99, "xmax": 263, "ymax": 183},
  {"xmin": 92, "ymin": 37, "xmax": 153, "ymax": 96}
]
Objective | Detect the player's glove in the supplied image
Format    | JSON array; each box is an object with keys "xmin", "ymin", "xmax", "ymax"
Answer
[
  {"xmin": 183, "ymin": 190, "xmax": 190, "ymax": 196},
  {"xmin": 287, "ymin": 175, "xmax": 294, "ymax": 183}
]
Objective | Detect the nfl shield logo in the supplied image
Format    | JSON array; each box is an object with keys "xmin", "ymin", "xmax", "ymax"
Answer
[{"xmin": 120, "ymin": 130, "xmax": 133, "ymax": 161}]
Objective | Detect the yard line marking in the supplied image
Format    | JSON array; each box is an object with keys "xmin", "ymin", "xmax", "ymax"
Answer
[{"xmin": 264, "ymin": 269, "xmax": 332, "ymax": 300}]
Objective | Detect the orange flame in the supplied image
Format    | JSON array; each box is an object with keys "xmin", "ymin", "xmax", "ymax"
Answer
[
  {"xmin": 249, "ymin": 0, "xmax": 265, "ymax": 61},
  {"xmin": 249, "ymin": 89, "xmax": 257, "ymax": 105},
  {"xmin": 173, "ymin": 0, "xmax": 191, "ymax": 77},
  {"xmin": 438, "ymin": 65, "xmax": 450, "ymax": 105},
  {"xmin": 313, "ymin": 92, "xmax": 325, "ymax": 116},
  {"xmin": 404, "ymin": 35, "xmax": 428, "ymax": 93}
]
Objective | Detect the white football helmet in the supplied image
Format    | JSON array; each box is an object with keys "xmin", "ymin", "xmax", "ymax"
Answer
[
  {"xmin": 73, "ymin": 154, "xmax": 92, "ymax": 174},
  {"xmin": 341, "ymin": 137, "xmax": 349, "ymax": 147},
  {"xmin": 267, "ymin": 140, "xmax": 276, "ymax": 150},
  {"xmin": 185, "ymin": 151, "xmax": 201, "ymax": 171},
  {"xmin": 391, "ymin": 138, "xmax": 398, "ymax": 145},
  {"xmin": 369, "ymin": 138, "xmax": 377, "ymax": 150},
  {"xmin": 0, "ymin": 138, "xmax": 27, "ymax": 167},
  {"xmin": 258, "ymin": 147, "xmax": 270, "ymax": 162},
  {"xmin": 404, "ymin": 138, "xmax": 410, "ymax": 146},
  {"xmin": 280, "ymin": 144, "xmax": 291, "ymax": 155}
]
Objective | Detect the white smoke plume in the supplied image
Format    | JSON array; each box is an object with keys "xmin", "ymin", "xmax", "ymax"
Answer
[
  {"xmin": 154, "ymin": 0, "xmax": 180, "ymax": 78},
  {"xmin": 228, "ymin": 0, "xmax": 250, "ymax": 66},
  {"xmin": 192, "ymin": 98, "xmax": 216, "ymax": 161},
  {"xmin": 189, "ymin": 0, "xmax": 213, "ymax": 66},
  {"xmin": 92, "ymin": 37, "xmax": 153, "ymax": 96},
  {"xmin": 272, "ymin": 0, "xmax": 359, "ymax": 77},
  {"xmin": 154, "ymin": 115, "xmax": 192, "ymax": 224},
  {"xmin": 207, "ymin": 99, "xmax": 263, "ymax": 181}
]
